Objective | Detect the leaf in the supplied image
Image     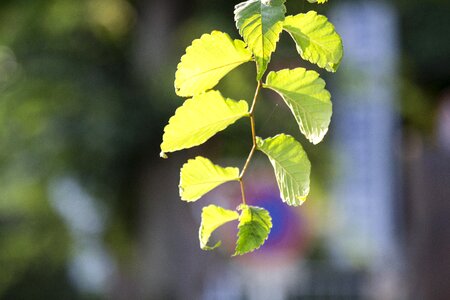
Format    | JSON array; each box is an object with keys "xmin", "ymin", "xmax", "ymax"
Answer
[
  {"xmin": 256, "ymin": 134, "xmax": 311, "ymax": 206},
  {"xmin": 234, "ymin": 205, "xmax": 272, "ymax": 255},
  {"xmin": 283, "ymin": 11, "xmax": 343, "ymax": 72},
  {"xmin": 160, "ymin": 90, "xmax": 249, "ymax": 155},
  {"xmin": 234, "ymin": 0, "xmax": 286, "ymax": 80},
  {"xmin": 179, "ymin": 156, "xmax": 240, "ymax": 201},
  {"xmin": 200, "ymin": 205, "xmax": 239, "ymax": 250},
  {"xmin": 264, "ymin": 68, "xmax": 332, "ymax": 144},
  {"xmin": 307, "ymin": 0, "xmax": 328, "ymax": 3},
  {"xmin": 175, "ymin": 31, "xmax": 253, "ymax": 97}
]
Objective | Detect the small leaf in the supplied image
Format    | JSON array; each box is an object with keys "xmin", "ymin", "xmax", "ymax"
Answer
[
  {"xmin": 200, "ymin": 205, "xmax": 239, "ymax": 250},
  {"xmin": 179, "ymin": 156, "xmax": 240, "ymax": 201},
  {"xmin": 175, "ymin": 31, "xmax": 253, "ymax": 97},
  {"xmin": 234, "ymin": 205, "xmax": 272, "ymax": 256},
  {"xmin": 234, "ymin": 0, "xmax": 286, "ymax": 80},
  {"xmin": 264, "ymin": 68, "xmax": 332, "ymax": 144},
  {"xmin": 161, "ymin": 90, "xmax": 249, "ymax": 154},
  {"xmin": 283, "ymin": 11, "xmax": 343, "ymax": 72},
  {"xmin": 256, "ymin": 134, "xmax": 311, "ymax": 206},
  {"xmin": 307, "ymin": 0, "xmax": 328, "ymax": 3}
]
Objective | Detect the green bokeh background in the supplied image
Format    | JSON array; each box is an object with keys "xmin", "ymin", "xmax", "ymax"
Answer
[{"xmin": 0, "ymin": 0, "xmax": 449, "ymax": 299}]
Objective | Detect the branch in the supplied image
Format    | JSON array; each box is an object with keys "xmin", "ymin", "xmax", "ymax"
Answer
[{"xmin": 239, "ymin": 80, "xmax": 262, "ymax": 204}]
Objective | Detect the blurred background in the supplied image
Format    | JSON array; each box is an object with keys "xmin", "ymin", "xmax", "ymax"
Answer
[{"xmin": 0, "ymin": 0, "xmax": 449, "ymax": 299}]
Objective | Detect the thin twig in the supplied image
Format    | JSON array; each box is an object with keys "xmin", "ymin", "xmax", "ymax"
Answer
[
  {"xmin": 239, "ymin": 179, "xmax": 246, "ymax": 205},
  {"xmin": 238, "ymin": 80, "xmax": 262, "ymax": 204},
  {"xmin": 249, "ymin": 80, "xmax": 262, "ymax": 114},
  {"xmin": 239, "ymin": 144, "xmax": 256, "ymax": 178}
]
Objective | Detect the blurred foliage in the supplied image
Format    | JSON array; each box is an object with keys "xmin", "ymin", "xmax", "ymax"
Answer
[
  {"xmin": 0, "ymin": 0, "xmax": 160, "ymax": 298},
  {"xmin": 396, "ymin": 0, "xmax": 450, "ymax": 134}
]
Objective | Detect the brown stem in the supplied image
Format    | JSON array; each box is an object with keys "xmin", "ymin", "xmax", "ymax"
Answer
[
  {"xmin": 238, "ymin": 80, "xmax": 262, "ymax": 204},
  {"xmin": 239, "ymin": 179, "xmax": 246, "ymax": 205},
  {"xmin": 249, "ymin": 80, "xmax": 261, "ymax": 114}
]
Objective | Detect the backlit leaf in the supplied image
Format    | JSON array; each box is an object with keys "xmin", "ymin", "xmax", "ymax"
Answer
[
  {"xmin": 256, "ymin": 134, "xmax": 311, "ymax": 206},
  {"xmin": 307, "ymin": 0, "xmax": 328, "ymax": 3},
  {"xmin": 175, "ymin": 31, "xmax": 253, "ymax": 97},
  {"xmin": 179, "ymin": 156, "xmax": 240, "ymax": 201},
  {"xmin": 161, "ymin": 90, "xmax": 249, "ymax": 155},
  {"xmin": 283, "ymin": 11, "xmax": 343, "ymax": 72},
  {"xmin": 200, "ymin": 205, "xmax": 239, "ymax": 250},
  {"xmin": 234, "ymin": 0, "xmax": 286, "ymax": 79},
  {"xmin": 234, "ymin": 205, "xmax": 272, "ymax": 255},
  {"xmin": 264, "ymin": 68, "xmax": 332, "ymax": 144}
]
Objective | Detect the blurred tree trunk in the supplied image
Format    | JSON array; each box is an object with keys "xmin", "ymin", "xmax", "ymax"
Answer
[
  {"xmin": 405, "ymin": 141, "xmax": 450, "ymax": 300},
  {"xmin": 110, "ymin": 1, "xmax": 212, "ymax": 299},
  {"xmin": 132, "ymin": 0, "xmax": 193, "ymax": 79}
]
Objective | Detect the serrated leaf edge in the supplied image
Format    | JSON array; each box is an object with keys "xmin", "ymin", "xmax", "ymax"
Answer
[
  {"xmin": 179, "ymin": 156, "xmax": 240, "ymax": 201},
  {"xmin": 233, "ymin": 204, "xmax": 272, "ymax": 256},
  {"xmin": 199, "ymin": 204, "xmax": 239, "ymax": 250},
  {"xmin": 175, "ymin": 30, "xmax": 253, "ymax": 97}
]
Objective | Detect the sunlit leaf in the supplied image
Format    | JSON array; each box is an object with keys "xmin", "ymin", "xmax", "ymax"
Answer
[
  {"xmin": 200, "ymin": 205, "xmax": 239, "ymax": 250},
  {"xmin": 307, "ymin": 0, "xmax": 328, "ymax": 4},
  {"xmin": 283, "ymin": 11, "xmax": 343, "ymax": 72},
  {"xmin": 160, "ymin": 90, "xmax": 249, "ymax": 155},
  {"xmin": 179, "ymin": 156, "xmax": 240, "ymax": 201},
  {"xmin": 264, "ymin": 68, "xmax": 332, "ymax": 144},
  {"xmin": 234, "ymin": 205, "xmax": 272, "ymax": 255},
  {"xmin": 234, "ymin": 0, "xmax": 286, "ymax": 79},
  {"xmin": 175, "ymin": 31, "xmax": 253, "ymax": 97},
  {"xmin": 256, "ymin": 134, "xmax": 310, "ymax": 206}
]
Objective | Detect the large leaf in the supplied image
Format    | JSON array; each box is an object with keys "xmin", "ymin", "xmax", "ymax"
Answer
[
  {"xmin": 200, "ymin": 205, "xmax": 239, "ymax": 250},
  {"xmin": 264, "ymin": 68, "xmax": 332, "ymax": 144},
  {"xmin": 256, "ymin": 134, "xmax": 311, "ymax": 206},
  {"xmin": 175, "ymin": 31, "xmax": 253, "ymax": 97},
  {"xmin": 160, "ymin": 90, "xmax": 249, "ymax": 155},
  {"xmin": 283, "ymin": 11, "xmax": 343, "ymax": 72},
  {"xmin": 234, "ymin": 0, "xmax": 286, "ymax": 80},
  {"xmin": 179, "ymin": 156, "xmax": 240, "ymax": 201},
  {"xmin": 234, "ymin": 205, "xmax": 272, "ymax": 256}
]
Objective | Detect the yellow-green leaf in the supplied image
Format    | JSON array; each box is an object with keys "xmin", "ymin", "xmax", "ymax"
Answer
[
  {"xmin": 234, "ymin": 0, "xmax": 286, "ymax": 80},
  {"xmin": 264, "ymin": 68, "xmax": 332, "ymax": 144},
  {"xmin": 175, "ymin": 31, "xmax": 252, "ymax": 97},
  {"xmin": 161, "ymin": 90, "xmax": 249, "ymax": 155},
  {"xmin": 200, "ymin": 205, "xmax": 239, "ymax": 250},
  {"xmin": 234, "ymin": 205, "xmax": 272, "ymax": 255},
  {"xmin": 283, "ymin": 11, "xmax": 343, "ymax": 72},
  {"xmin": 256, "ymin": 134, "xmax": 311, "ymax": 206},
  {"xmin": 307, "ymin": 0, "xmax": 328, "ymax": 4},
  {"xmin": 179, "ymin": 156, "xmax": 240, "ymax": 201}
]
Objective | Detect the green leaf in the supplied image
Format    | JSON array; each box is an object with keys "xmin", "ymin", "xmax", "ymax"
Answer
[
  {"xmin": 264, "ymin": 68, "xmax": 332, "ymax": 144},
  {"xmin": 234, "ymin": 0, "xmax": 286, "ymax": 80},
  {"xmin": 161, "ymin": 90, "xmax": 249, "ymax": 155},
  {"xmin": 256, "ymin": 134, "xmax": 311, "ymax": 206},
  {"xmin": 283, "ymin": 11, "xmax": 343, "ymax": 72},
  {"xmin": 179, "ymin": 156, "xmax": 240, "ymax": 201},
  {"xmin": 307, "ymin": 0, "xmax": 328, "ymax": 3},
  {"xmin": 200, "ymin": 205, "xmax": 239, "ymax": 250},
  {"xmin": 175, "ymin": 31, "xmax": 253, "ymax": 97},
  {"xmin": 234, "ymin": 205, "xmax": 272, "ymax": 256}
]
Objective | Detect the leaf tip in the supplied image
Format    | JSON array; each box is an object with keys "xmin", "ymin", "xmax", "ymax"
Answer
[{"xmin": 201, "ymin": 241, "xmax": 222, "ymax": 251}]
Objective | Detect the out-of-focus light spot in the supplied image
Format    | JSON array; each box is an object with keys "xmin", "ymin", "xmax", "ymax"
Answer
[
  {"xmin": 87, "ymin": 0, "xmax": 136, "ymax": 39},
  {"xmin": 49, "ymin": 177, "xmax": 116, "ymax": 295},
  {"xmin": 68, "ymin": 240, "xmax": 116, "ymax": 295},
  {"xmin": 49, "ymin": 177, "xmax": 107, "ymax": 236}
]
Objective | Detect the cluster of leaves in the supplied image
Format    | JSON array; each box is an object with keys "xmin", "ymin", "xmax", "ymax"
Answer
[{"xmin": 161, "ymin": 0, "xmax": 342, "ymax": 255}]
